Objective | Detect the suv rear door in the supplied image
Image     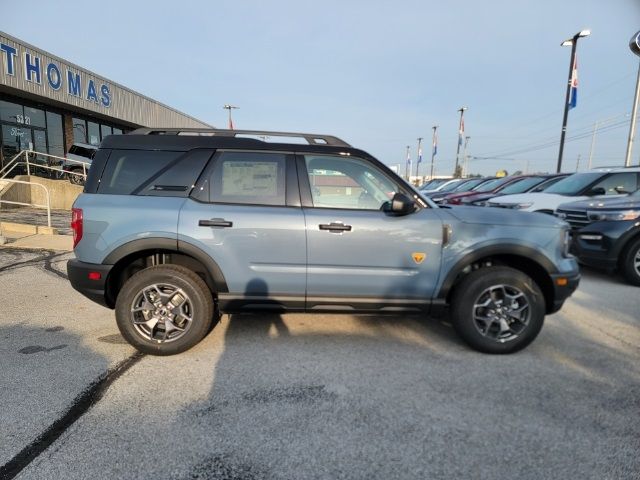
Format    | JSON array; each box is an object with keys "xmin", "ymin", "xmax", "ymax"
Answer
[
  {"xmin": 178, "ymin": 150, "xmax": 307, "ymax": 309},
  {"xmin": 298, "ymin": 153, "xmax": 444, "ymax": 311}
]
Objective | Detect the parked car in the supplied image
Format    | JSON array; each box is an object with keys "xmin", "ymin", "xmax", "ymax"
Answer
[
  {"xmin": 419, "ymin": 177, "xmax": 466, "ymax": 194},
  {"xmin": 62, "ymin": 142, "xmax": 98, "ymax": 185},
  {"xmin": 429, "ymin": 177, "xmax": 496, "ymax": 204},
  {"xmin": 488, "ymin": 167, "xmax": 640, "ymax": 213},
  {"xmin": 459, "ymin": 174, "xmax": 569, "ymax": 206},
  {"xmin": 67, "ymin": 128, "xmax": 579, "ymax": 356},
  {"xmin": 556, "ymin": 189, "xmax": 640, "ymax": 285},
  {"xmin": 441, "ymin": 176, "xmax": 524, "ymax": 205}
]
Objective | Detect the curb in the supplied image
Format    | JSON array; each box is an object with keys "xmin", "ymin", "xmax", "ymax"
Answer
[{"xmin": 0, "ymin": 222, "xmax": 59, "ymax": 235}]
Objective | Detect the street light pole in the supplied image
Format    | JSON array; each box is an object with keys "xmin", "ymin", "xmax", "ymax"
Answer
[
  {"xmin": 430, "ymin": 126, "xmax": 438, "ymax": 180},
  {"xmin": 415, "ymin": 137, "xmax": 423, "ymax": 180},
  {"xmin": 454, "ymin": 107, "xmax": 467, "ymax": 177},
  {"xmin": 624, "ymin": 60, "xmax": 640, "ymax": 167},
  {"xmin": 223, "ymin": 104, "xmax": 239, "ymax": 130},
  {"xmin": 462, "ymin": 136, "xmax": 470, "ymax": 177},
  {"xmin": 404, "ymin": 145, "xmax": 410, "ymax": 180},
  {"xmin": 557, "ymin": 29, "xmax": 590, "ymax": 173}
]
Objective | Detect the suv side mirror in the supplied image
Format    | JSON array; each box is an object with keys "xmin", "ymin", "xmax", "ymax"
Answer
[
  {"xmin": 382, "ymin": 192, "xmax": 416, "ymax": 216},
  {"xmin": 588, "ymin": 187, "xmax": 606, "ymax": 196}
]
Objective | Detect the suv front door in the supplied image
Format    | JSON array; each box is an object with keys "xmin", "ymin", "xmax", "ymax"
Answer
[{"xmin": 298, "ymin": 154, "xmax": 444, "ymax": 311}]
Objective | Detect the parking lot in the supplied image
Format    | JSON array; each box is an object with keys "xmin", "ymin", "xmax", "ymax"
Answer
[{"xmin": 0, "ymin": 246, "xmax": 638, "ymax": 479}]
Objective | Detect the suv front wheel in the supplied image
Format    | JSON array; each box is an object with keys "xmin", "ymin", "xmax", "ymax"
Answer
[
  {"xmin": 115, "ymin": 265, "xmax": 215, "ymax": 355},
  {"xmin": 621, "ymin": 238, "xmax": 640, "ymax": 286},
  {"xmin": 450, "ymin": 266, "xmax": 545, "ymax": 354}
]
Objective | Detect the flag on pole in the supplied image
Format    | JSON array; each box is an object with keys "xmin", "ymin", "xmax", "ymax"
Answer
[
  {"xmin": 406, "ymin": 149, "xmax": 411, "ymax": 166},
  {"xmin": 458, "ymin": 117, "xmax": 465, "ymax": 146},
  {"xmin": 568, "ymin": 56, "xmax": 578, "ymax": 110},
  {"xmin": 417, "ymin": 146, "xmax": 423, "ymax": 165},
  {"xmin": 229, "ymin": 117, "xmax": 235, "ymax": 130},
  {"xmin": 433, "ymin": 132, "xmax": 438, "ymax": 156}
]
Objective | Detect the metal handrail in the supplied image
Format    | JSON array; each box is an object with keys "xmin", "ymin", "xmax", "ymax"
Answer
[
  {"xmin": 0, "ymin": 150, "xmax": 89, "ymax": 180},
  {"xmin": 0, "ymin": 178, "xmax": 52, "ymax": 227}
]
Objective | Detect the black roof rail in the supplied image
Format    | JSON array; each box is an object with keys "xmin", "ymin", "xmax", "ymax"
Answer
[{"xmin": 128, "ymin": 128, "xmax": 351, "ymax": 147}]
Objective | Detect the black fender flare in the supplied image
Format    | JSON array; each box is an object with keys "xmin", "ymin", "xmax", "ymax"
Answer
[
  {"xmin": 436, "ymin": 243, "xmax": 557, "ymax": 300},
  {"xmin": 102, "ymin": 237, "xmax": 228, "ymax": 293}
]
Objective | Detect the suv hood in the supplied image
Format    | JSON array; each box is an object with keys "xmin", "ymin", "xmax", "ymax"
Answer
[
  {"xmin": 442, "ymin": 205, "xmax": 565, "ymax": 228},
  {"xmin": 558, "ymin": 194, "xmax": 640, "ymax": 211}
]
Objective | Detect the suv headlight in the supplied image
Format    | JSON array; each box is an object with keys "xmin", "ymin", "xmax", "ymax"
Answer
[{"xmin": 587, "ymin": 209, "xmax": 640, "ymax": 221}]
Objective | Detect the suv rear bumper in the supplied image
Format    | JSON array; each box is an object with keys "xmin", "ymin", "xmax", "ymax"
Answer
[
  {"xmin": 549, "ymin": 271, "xmax": 581, "ymax": 313},
  {"xmin": 67, "ymin": 259, "xmax": 113, "ymax": 308}
]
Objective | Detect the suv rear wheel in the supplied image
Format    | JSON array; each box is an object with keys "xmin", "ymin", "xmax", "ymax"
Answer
[
  {"xmin": 115, "ymin": 265, "xmax": 215, "ymax": 355},
  {"xmin": 621, "ymin": 238, "xmax": 640, "ymax": 286},
  {"xmin": 450, "ymin": 266, "xmax": 545, "ymax": 354}
]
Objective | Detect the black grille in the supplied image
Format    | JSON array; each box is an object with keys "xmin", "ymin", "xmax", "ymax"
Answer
[{"xmin": 556, "ymin": 208, "xmax": 590, "ymax": 230}]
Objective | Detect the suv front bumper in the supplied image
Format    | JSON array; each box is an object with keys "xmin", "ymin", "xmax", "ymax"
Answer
[
  {"xmin": 67, "ymin": 259, "xmax": 113, "ymax": 308},
  {"xmin": 549, "ymin": 271, "xmax": 581, "ymax": 313}
]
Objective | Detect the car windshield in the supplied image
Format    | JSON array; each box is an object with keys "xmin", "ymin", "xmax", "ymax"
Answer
[
  {"xmin": 452, "ymin": 178, "xmax": 485, "ymax": 191},
  {"xmin": 420, "ymin": 179, "xmax": 447, "ymax": 190},
  {"xmin": 474, "ymin": 177, "xmax": 507, "ymax": 192},
  {"xmin": 498, "ymin": 177, "xmax": 544, "ymax": 194},
  {"xmin": 437, "ymin": 180, "xmax": 464, "ymax": 192},
  {"xmin": 543, "ymin": 172, "xmax": 604, "ymax": 195}
]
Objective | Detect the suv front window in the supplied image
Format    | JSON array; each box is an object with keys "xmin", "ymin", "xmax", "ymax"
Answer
[
  {"xmin": 304, "ymin": 155, "xmax": 400, "ymax": 210},
  {"xmin": 544, "ymin": 172, "xmax": 606, "ymax": 195}
]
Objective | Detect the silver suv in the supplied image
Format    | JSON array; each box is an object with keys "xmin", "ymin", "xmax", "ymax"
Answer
[{"xmin": 67, "ymin": 128, "xmax": 580, "ymax": 355}]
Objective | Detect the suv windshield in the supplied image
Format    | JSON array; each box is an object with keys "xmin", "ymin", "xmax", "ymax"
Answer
[
  {"xmin": 498, "ymin": 177, "xmax": 543, "ymax": 194},
  {"xmin": 543, "ymin": 172, "xmax": 604, "ymax": 195},
  {"xmin": 474, "ymin": 177, "xmax": 507, "ymax": 192}
]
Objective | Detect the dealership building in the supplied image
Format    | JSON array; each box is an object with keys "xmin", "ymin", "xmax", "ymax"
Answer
[{"xmin": 0, "ymin": 31, "xmax": 211, "ymax": 167}]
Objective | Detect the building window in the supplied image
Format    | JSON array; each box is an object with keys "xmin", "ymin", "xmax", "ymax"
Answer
[
  {"xmin": 87, "ymin": 121, "xmax": 100, "ymax": 145},
  {"xmin": 46, "ymin": 112, "xmax": 64, "ymax": 157},
  {"xmin": 73, "ymin": 117, "xmax": 87, "ymax": 143},
  {"xmin": 100, "ymin": 124, "xmax": 112, "ymax": 140}
]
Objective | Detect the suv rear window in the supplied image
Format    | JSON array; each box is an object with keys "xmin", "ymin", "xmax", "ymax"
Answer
[{"xmin": 97, "ymin": 150, "xmax": 181, "ymax": 195}]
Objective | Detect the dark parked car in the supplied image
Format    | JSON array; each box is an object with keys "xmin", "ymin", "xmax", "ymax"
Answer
[
  {"xmin": 428, "ymin": 177, "xmax": 496, "ymax": 204},
  {"xmin": 459, "ymin": 174, "xmax": 569, "ymax": 206},
  {"xmin": 556, "ymin": 189, "xmax": 640, "ymax": 285}
]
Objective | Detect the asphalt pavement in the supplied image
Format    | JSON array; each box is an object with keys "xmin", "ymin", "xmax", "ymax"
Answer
[{"xmin": 0, "ymin": 246, "xmax": 638, "ymax": 479}]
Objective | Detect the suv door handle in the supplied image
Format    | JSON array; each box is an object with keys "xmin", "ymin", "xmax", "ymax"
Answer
[
  {"xmin": 199, "ymin": 218, "xmax": 233, "ymax": 228},
  {"xmin": 319, "ymin": 222, "xmax": 352, "ymax": 232}
]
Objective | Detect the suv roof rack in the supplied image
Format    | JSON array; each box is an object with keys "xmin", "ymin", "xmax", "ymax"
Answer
[{"xmin": 128, "ymin": 128, "xmax": 351, "ymax": 147}]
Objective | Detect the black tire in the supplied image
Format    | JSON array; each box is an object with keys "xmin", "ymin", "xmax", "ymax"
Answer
[
  {"xmin": 115, "ymin": 265, "xmax": 215, "ymax": 355},
  {"xmin": 67, "ymin": 169, "xmax": 85, "ymax": 185},
  {"xmin": 621, "ymin": 238, "xmax": 640, "ymax": 286},
  {"xmin": 450, "ymin": 266, "xmax": 545, "ymax": 354}
]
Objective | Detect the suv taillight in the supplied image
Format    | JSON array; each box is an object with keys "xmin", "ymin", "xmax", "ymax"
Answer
[{"xmin": 71, "ymin": 208, "xmax": 83, "ymax": 248}]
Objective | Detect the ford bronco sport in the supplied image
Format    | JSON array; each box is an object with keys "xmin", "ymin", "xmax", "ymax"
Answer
[{"xmin": 67, "ymin": 128, "xmax": 580, "ymax": 355}]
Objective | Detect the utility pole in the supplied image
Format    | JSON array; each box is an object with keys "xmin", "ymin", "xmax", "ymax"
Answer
[
  {"xmin": 624, "ymin": 60, "xmax": 640, "ymax": 166},
  {"xmin": 454, "ymin": 107, "xmax": 467, "ymax": 176},
  {"xmin": 462, "ymin": 136, "xmax": 470, "ymax": 177},
  {"xmin": 415, "ymin": 137, "xmax": 423, "ymax": 181},
  {"xmin": 430, "ymin": 125, "xmax": 438, "ymax": 180},
  {"xmin": 404, "ymin": 145, "xmax": 410, "ymax": 180},
  {"xmin": 223, "ymin": 104, "xmax": 239, "ymax": 130}
]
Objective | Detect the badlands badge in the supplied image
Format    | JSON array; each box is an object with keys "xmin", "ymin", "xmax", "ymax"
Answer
[{"xmin": 412, "ymin": 252, "xmax": 426, "ymax": 264}]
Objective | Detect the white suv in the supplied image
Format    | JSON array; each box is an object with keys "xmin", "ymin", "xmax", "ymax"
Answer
[{"xmin": 487, "ymin": 167, "xmax": 640, "ymax": 214}]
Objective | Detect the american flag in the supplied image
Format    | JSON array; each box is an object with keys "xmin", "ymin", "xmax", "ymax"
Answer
[
  {"xmin": 433, "ymin": 132, "xmax": 438, "ymax": 156},
  {"xmin": 458, "ymin": 116, "xmax": 465, "ymax": 146},
  {"xmin": 417, "ymin": 146, "xmax": 423, "ymax": 165},
  {"xmin": 568, "ymin": 56, "xmax": 578, "ymax": 110}
]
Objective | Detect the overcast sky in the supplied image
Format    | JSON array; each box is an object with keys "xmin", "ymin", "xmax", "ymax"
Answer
[{"xmin": 4, "ymin": 0, "xmax": 640, "ymax": 176}]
